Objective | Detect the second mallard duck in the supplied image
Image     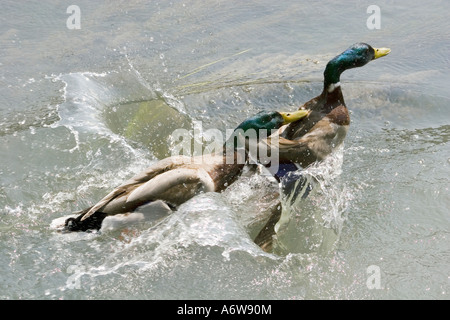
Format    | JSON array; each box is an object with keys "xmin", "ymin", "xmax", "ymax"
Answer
[
  {"xmin": 283, "ymin": 43, "xmax": 389, "ymax": 170},
  {"xmin": 264, "ymin": 43, "xmax": 390, "ymax": 177},
  {"xmin": 254, "ymin": 43, "xmax": 390, "ymax": 249}
]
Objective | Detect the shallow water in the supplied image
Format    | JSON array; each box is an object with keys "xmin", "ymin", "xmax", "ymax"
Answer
[{"xmin": 1, "ymin": 1, "xmax": 449, "ymax": 299}]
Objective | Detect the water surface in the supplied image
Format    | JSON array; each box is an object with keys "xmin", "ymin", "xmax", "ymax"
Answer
[{"xmin": 0, "ymin": 0, "xmax": 449, "ymax": 299}]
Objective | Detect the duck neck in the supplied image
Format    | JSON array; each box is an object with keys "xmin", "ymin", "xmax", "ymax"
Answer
[
  {"xmin": 323, "ymin": 56, "xmax": 345, "ymax": 92},
  {"xmin": 222, "ymin": 136, "xmax": 252, "ymax": 158},
  {"xmin": 321, "ymin": 56, "xmax": 348, "ymax": 110}
]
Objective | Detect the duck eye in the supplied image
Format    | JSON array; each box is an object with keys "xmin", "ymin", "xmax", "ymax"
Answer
[{"xmin": 286, "ymin": 113, "xmax": 291, "ymax": 116}]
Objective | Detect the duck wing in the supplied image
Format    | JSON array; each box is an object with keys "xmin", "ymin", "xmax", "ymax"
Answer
[{"xmin": 80, "ymin": 155, "xmax": 196, "ymax": 221}]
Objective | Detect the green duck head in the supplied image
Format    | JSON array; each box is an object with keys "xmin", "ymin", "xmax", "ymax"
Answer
[
  {"xmin": 324, "ymin": 43, "xmax": 390, "ymax": 90},
  {"xmin": 224, "ymin": 109, "xmax": 309, "ymax": 152},
  {"xmin": 234, "ymin": 109, "xmax": 310, "ymax": 139}
]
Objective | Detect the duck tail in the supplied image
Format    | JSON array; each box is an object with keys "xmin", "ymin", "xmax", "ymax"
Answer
[{"xmin": 64, "ymin": 207, "xmax": 107, "ymax": 232}]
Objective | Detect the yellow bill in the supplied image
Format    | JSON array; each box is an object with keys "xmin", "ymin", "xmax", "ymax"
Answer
[
  {"xmin": 279, "ymin": 109, "xmax": 310, "ymax": 124},
  {"xmin": 373, "ymin": 47, "xmax": 391, "ymax": 59}
]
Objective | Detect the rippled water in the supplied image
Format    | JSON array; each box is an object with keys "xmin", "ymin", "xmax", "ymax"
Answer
[{"xmin": 1, "ymin": 1, "xmax": 449, "ymax": 299}]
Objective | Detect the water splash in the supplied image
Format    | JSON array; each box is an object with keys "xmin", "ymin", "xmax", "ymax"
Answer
[
  {"xmin": 48, "ymin": 192, "xmax": 279, "ymax": 296},
  {"xmin": 273, "ymin": 145, "xmax": 351, "ymax": 255}
]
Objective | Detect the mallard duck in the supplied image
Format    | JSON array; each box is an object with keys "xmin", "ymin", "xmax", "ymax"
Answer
[
  {"xmin": 254, "ymin": 43, "xmax": 390, "ymax": 249},
  {"xmin": 62, "ymin": 109, "xmax": 310, "ymax": 232},
  {"xmin": 265, "ymin": 43, "xmax": 391, "ymax": 175}
]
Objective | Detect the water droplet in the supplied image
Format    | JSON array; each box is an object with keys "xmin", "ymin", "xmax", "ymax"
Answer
[{"xmin": 284, "ymin": 83, "xmax": 294, "ymax": 92}]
